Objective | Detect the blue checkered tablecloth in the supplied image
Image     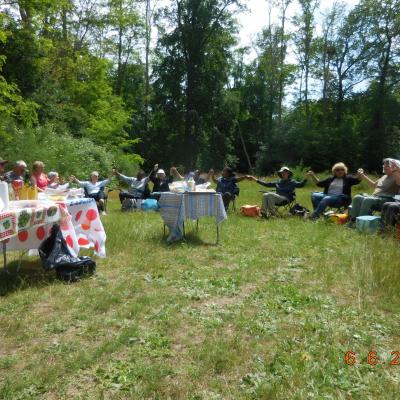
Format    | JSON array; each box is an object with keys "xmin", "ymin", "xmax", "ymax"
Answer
[{"xmin": 159, "ymin": 192, "xmax": 227, "ymax": 241}]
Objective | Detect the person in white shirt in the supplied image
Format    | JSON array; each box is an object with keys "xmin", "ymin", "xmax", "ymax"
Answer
[
  {"xmin": 113, "ymin": 168, "xmax": 151, "ymax": 203},
  {"xmin": 70, "ymin": 171, "xmax": 111, "ymax": 215}
]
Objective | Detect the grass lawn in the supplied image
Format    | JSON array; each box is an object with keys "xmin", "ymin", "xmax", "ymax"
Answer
[{"xmin": 0, "ymin": 181, "xmax": 399, "ymax": 399}]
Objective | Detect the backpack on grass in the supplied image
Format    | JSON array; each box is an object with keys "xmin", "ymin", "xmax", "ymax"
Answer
[{"xmin": 289, "ymin": 203, "xmax": 309, "ymax": 217}]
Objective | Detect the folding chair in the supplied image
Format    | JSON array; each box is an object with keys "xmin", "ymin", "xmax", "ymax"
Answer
[{"xmin": 259, "ymin": 191, "xmax": 295, "ymax": 217}]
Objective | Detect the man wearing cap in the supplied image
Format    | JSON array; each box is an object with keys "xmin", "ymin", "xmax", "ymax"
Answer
[
  {"xmin": 0, "ymin": 157, "xmax": 8, "ymax": 181},
  {"xmin": 4, "ymin": 160, "xmax": 27, "ymax": 183},
  {"xmin": 249, "ymin": 166, "xmax": 308, "ymax": 218},
  {"xmin": 70, "ymin": 171, "xmax": 112, "ymax": 215}
]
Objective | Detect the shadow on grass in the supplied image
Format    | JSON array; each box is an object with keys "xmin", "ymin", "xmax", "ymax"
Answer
[
  {"xmin": 148, "ymin": 230, "xmax": 220, "ymax": 248},
  {"xmin": 0, "ymin": 258, "xmax": 57, "ymax": 297}
]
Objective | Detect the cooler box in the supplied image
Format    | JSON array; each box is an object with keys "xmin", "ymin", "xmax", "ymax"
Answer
[{"xmin": 356, "ymin": 216, "xmax": 382, "ymax": 234}]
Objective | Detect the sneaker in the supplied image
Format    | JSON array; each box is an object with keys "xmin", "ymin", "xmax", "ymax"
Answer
[{"xmin": 101, "ymin": 211, "xmax": 107, "ymax": 216}]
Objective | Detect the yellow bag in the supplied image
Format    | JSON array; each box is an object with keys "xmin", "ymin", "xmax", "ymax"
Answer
[{"xmin": 330, "ymin": 213, "xmax": 349, "ymax": 225}]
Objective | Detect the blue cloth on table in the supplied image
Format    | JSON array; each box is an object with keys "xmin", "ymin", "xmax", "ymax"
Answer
[{"xmin": 158, "ymin": 192, "xmax": 227, "ymax": 242}]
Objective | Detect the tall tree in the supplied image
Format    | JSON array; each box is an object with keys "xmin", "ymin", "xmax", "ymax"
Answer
[
  {"xmin": 292, "ymin": 0, "xmax": 319, "ymax": 117},
  {"xmin": 153, "ymin": 0, "xmax": 240, "ymax": 168}
]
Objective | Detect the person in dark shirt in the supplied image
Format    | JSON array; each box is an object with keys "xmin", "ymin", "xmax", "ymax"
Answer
[
  {"xmin": 307, "ymin": 162, "xmax": 361, "ymax": 219},
  {"xmin": 150, "ymin": 164, "xmax": 173, "ymax": 197},
  {"xmin": 249, "ymin": 166, "xmax": 307, "ymax": 218},
  {"xmin": 208, "ymin": 167, "xmax": 249, "ymax": 210},
  {"xmin": 4, "ymin": 160, "xmax": 27, "ymax": 183}
]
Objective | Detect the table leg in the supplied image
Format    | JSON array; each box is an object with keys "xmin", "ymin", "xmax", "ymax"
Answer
[
  {"xmin": 216, "ymin": 224, "xmax": 219, "ymax": 245},
  {"xmin": 3, "ymin": 242, "xmax": 6, "ymax": 269}
]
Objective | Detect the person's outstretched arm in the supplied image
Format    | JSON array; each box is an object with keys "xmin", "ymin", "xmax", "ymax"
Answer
[
  {"xmin": 170, "ymin": 167, "xmax": 184, "ymax": 180},
  {"xmin": 249, "ymin": 176, "xmax": 276, "ymax": 188},
  {"xmin": 149, "ymin": 164, "xmax": 159, "ymax": 183},
  {"xmin": 115, "ymin": 170, "xmax": 135, "ymax": 184},
  {"xmin": 207, "ymin": 169, "xmax": 219, "ymax": 184},
  {"xmin": 70, "ymin": 175, "xmax": 84, "ymax": 186},
  {"xmin": 357, "ymin": 169, "xmax": 377, "ymax": 189},
  {"xmin": 295, "ymin": 178, "xmax": 308, "ymax": 188},
  {"xmin": 307, "ymin": 170, "xmax": 319, "ymax": 184}
]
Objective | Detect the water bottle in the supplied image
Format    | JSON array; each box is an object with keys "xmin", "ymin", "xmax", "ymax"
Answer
[{"xmin": 187, "ymin": 177, "xmax": 196, "ymax": 192}]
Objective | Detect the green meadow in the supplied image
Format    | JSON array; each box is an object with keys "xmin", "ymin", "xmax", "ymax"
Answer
[{"xmin": 0, "ymin": 181, "xmax": 399, "ymax": 399}]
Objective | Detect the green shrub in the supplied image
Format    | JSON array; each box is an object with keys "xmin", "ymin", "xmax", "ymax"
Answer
[{"xmin": 2, "ymin": 124, "xmax": 142, "ymax": 179}]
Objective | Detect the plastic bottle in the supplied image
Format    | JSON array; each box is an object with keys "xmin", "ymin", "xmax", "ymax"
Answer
[{"xmin": 187, "ymin": 177, "xmax": 196, "ymax": 192}]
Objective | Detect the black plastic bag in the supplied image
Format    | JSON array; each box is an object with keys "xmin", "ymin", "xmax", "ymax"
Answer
[{"xmin": 39, "ymin": 224, "xmax": 96, "ymax": 282}]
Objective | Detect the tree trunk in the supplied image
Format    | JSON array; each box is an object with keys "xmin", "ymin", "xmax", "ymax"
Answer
[{"xmin": 144, "ymin": 0, "xmax": 151, "ymax": 135}]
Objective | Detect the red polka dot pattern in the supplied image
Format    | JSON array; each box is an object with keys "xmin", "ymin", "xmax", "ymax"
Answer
[
  {"xmin": 86, "ymin": 209, "xmax": 97, "ymax": 222},
  {"xmin": 36, "ymin": 226, "xmax": 46, "ymax": 240}
]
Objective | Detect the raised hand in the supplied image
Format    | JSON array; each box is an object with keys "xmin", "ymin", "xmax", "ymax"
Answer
[{"xmin": 307, "ymin": 170, "xmax": 315, "ymax": 177}]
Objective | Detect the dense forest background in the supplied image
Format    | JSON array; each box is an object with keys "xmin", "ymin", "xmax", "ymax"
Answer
[{"xmin": 0, "ymin": 0, "xmax": 399, "ymax": 176}]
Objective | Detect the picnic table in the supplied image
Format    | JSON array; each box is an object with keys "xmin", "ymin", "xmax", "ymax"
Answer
[
  {"xmin": 158, "ymin": 191, "xmax": 227, "ymax": 243},
  {"xmin": 0, "ymin": 198, "xmax": 106, "ymax": 269}
]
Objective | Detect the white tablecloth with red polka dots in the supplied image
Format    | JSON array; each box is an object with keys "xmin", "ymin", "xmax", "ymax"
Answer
[
  {"xmin": 57, "ymin": 198, "xmax": 106, "ymax": 257},
  {"xmin": 0, "ymin": 198, "xmax": 106, "ymax": 258}
]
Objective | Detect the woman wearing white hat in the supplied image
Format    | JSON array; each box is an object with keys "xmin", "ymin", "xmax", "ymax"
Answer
[{"xmin": 150, "ymin": 164, "xmax": 174, "ymax": 195}]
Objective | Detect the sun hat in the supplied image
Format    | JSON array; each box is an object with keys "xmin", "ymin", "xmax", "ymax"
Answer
[
  {"xmin": 157, "ymin": 169, "xmax": 165, "ymax": 175},
  {"xmin": 278, "ymin": 166, "xmax": 293, "ymax": 178},
  {"xmin": 0, "ymin": 157, "xmax": 8, "ymax": 165}
]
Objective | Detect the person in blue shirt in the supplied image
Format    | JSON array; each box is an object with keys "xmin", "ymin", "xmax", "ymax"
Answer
[
  {"xmin": 249, "ymin": 166, "xmax": 307, "ymax": 218},
  {"xmin": 208, "ymin": 167, "xmax": 249, "ymax": 210}
]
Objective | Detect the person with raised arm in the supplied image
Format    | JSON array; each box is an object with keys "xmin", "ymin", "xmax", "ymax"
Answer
[
  {"xmin": 114, "ymin": 167, "xmax": 151, "ymax": 203},
  {"xmin": 171, "ymin": 167, "xmax": 206, "ymax": 185},
  {"xmin": 208, "ymin": 167, "xmax": 248, "ymax": 210},
  {"xmin": 149, "ymin": 164, "xmax": 174, "ymax": 199},
  {"xmin": 349, "ymin": 158, "xmax": 400, "ymax": 220},
  {"xmin": 249, "ymin": 166, "xmax": 307, "ymax": 218},
  {"xmin": 307, "ymin": 162, "xmax": 360, "ymax": 219},
  {"xmin": 70, "ymin": 171, "xmax": 112, "ymax": 215}
]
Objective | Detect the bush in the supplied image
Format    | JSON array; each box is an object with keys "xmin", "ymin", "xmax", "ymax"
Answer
[{"xmin": 2, "ymin": 124, "xmax": 142, "ymax": 179}]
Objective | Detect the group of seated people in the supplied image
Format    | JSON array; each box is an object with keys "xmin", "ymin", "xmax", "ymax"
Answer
[
  {"xmin": 247, "ymin": 158, "xmax": 400, "ymax": 229},
  {"xmin": 2, "ymin": 156, "xmax": 400, "ymax": 230},
  {"xmin": 0, "ymin": 158, "xmax": 63, "ymax": 190}
]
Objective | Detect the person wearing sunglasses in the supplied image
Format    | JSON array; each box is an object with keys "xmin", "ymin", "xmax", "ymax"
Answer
[
  {"xmin": 307, "ymin": 162, "xmax": 361, "ymax": 219},
  {"xmin": 349, "ymin": 158, "xmax": 400, "ymax": 221}
]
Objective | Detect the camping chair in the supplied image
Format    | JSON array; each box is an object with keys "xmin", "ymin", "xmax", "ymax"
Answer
[
  {"xmin": 259, "ymin": 191, "xmax": 296, "ymax": 217},
  {"xmin": 84, "ymin": 187, "xmax": 108, "ymax": 213}
]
